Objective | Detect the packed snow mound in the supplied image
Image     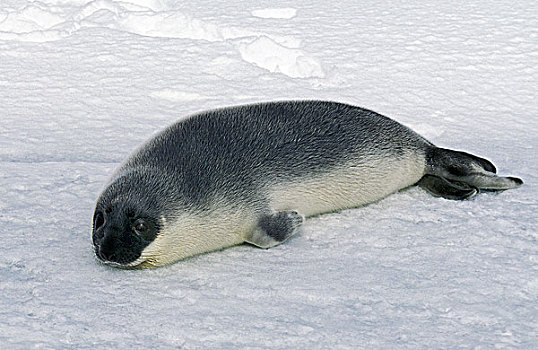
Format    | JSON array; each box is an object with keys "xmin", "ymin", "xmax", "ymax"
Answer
[
  {"xmin": 238, "ymin": 36, "xmax": 325, "ymax": 78},
  {"xmin": 0, "ymin": 0, "xmax": 165, "ymax": 40},
  {"xmin": 0, "ymin": 0, "xmax": 319, "ymax": 77},
  {"xmin": 0, "ymin": 0, "xmax": 230, "ymax": 41}
]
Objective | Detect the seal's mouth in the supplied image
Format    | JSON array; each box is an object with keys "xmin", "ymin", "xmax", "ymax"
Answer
[
  {"xmin": 94, "ymin": 254, "xmax": 150, "ymax": 269},
  {"xmin": 104, "ymin": 255, "xmax": 159, "ymax": 270},
  {"xmin": 92, "ymin": 244, "xmax": 144, "ymax": 269}
]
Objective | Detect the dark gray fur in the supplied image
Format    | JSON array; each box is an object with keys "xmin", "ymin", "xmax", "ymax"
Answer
[
  {"xmin": 92, "ymin": 100, "xmax": 523, "ymax": 266},
  {"xmin": 120, "ymin": 101, "xmax": 429, "ymax": 205}
]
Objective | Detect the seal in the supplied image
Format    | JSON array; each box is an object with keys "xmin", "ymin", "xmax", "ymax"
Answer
[{"xmin": 91, "ymin": 101, "xmax": 523, "ymax": 268}]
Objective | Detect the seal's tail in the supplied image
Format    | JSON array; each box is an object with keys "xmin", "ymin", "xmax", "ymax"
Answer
[{"xmin": 418, "ymin": 147, "xmax": 523, "ymax": 200}]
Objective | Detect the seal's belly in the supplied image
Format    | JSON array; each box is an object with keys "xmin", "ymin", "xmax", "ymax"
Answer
[{"xmin": 268, "ymin": 155, "xmax": 426, "ymax": 217}]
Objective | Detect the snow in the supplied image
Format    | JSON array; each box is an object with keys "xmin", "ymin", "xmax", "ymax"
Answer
[
  {"xmin": 251, "ymin": 8, "xmax": 297, "ymax": 20},
  {"xmin": 237, "ymin": 36, "xmax": 325, "ymax": 78},
  {"xmin": 1, "ymin": 0, "xmax": 537, "ymax": 349}
]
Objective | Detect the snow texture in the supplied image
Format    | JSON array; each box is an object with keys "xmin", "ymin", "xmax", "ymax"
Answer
[
  {"xmin": 1, "ymin": 0, "xmax": 537, "ymax": 349},
  {"xmin": 251, "ymin": 8, "xmax": 297, "ymax": 20}
]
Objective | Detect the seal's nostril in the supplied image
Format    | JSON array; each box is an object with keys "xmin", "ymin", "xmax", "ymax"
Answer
[{"xmin": 92, "ymin": 233, "xmax": 103, "ymax": 247}]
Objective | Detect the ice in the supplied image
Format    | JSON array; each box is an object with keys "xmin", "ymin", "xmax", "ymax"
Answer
[{"xmin": 1, "ymin": 0, "xmax": 537, "ymax": 349}]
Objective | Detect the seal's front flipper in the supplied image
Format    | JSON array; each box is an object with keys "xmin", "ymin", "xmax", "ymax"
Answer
[
  {"xmin": 246, "ymin": 211, "xmax": 304, "ymax": 249},
  {"xmin": 418, "ymin": 174, "xmax": 477, "ymax": 200}
]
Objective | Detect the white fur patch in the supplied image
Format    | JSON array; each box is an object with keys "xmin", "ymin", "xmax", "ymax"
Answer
[
  {"xmin": 129, "ymin": 200, "xmax": 258, "ymax": 267},
  {"xmin": 268, "ymin": 154, "xmax": 426, "ymax": 217}
]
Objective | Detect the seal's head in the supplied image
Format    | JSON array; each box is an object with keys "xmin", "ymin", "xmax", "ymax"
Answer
[
  {"xmin": 92, "ymin": 201, "xmax": 161, "ymax": 268},
  {"xmin": 91, "ymin": 170, "xmax": 171, "ymax": 268}
]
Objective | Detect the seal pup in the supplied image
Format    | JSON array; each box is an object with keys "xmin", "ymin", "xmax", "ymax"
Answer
[{"xmin": 91, "ymin": 101, "xmax": 522, "ymax": 268}]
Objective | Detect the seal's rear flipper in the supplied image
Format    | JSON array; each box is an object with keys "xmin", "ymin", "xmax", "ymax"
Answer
[
  {"xmin": 426, "ymin": 147, "xmax": 523, "ymax": 191},
  {"xmin": 246, "ymin": 211, "xmax": 304, "ymax": 249},
  {"xmin": 418, "ymin": 175, "xmax": 477, "ymax": 200}
]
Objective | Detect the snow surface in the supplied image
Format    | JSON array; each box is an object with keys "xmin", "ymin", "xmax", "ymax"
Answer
[
  {"xmin": 1, "ymin": 0, "xmax": 537, "ymax": 348},
  {"xmin": 251, "ymin": 8, "xmax": 297, "ymax": 20}
]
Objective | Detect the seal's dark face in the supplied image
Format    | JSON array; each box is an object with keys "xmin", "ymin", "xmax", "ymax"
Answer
[{"xmin": 92, "ymin": 204, "xmax": 159, "ymax": 268}]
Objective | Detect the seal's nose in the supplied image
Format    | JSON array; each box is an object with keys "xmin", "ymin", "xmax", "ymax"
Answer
[
  {"xmin": 94, "ymin": 229, "xmax": 117, "ymax": 262},
  {"xmin": 97, "ymin": 244, "xmax": 116, "ymax": 262}
]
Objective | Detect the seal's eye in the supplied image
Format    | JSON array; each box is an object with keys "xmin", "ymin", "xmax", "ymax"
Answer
[
  {"xmin": 132, "ymin": 219, "xmax": 149, "ymax": 235},
  {"xmin": 132, "ymin": 218, "xmax": 157, "ymax": 241},
  {"xmin": 94, "ymin": 211, "xmax": 105, "ymax": 230},
  {"xmin": 133, "ymin": 219, "xmax": 147, "ymax": 233}
]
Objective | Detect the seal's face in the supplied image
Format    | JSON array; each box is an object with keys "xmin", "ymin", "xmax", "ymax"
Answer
[{"xmin": 92, "ymin": 204, "xmax": 160, "ymax": 268}]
